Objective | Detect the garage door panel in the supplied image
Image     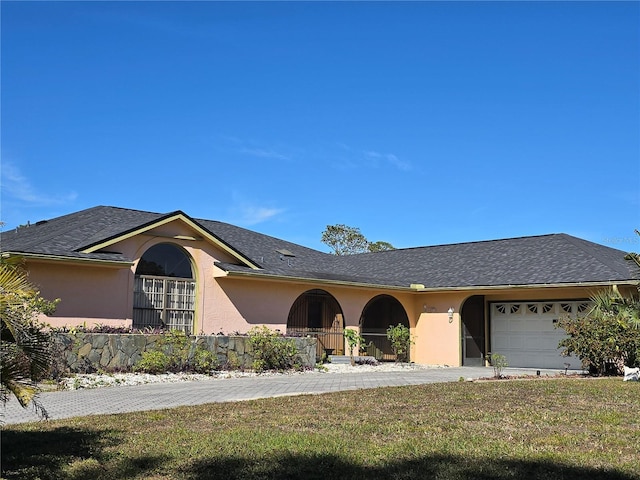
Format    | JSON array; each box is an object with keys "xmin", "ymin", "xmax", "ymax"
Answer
[
  {"xmin": 510, "ymin": 336, "xmax": 525, "ymax": 349},
  {"xmin": 492, "ymin": 334, "xmax": 510, "ymax": 350},
  {"xmin": 491, "ymin": 301, "xmax": 583, "ymax": 370},
  {"xmin": 523, "ymin": 335, "xmax": 546, "ymax": 350}
]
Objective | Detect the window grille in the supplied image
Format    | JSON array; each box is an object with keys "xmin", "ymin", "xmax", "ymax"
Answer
[{"xmin": 133, "ymin": 275, "xmax": 195, "ymax": 334}]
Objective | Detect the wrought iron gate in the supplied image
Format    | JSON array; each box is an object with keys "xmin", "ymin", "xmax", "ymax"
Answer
[{"xmin": 287, "ymin": 289, "xmax": 344, "ymax": 359}]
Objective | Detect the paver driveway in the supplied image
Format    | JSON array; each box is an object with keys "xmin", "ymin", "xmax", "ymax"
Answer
[{"xmin": 2, "ymin": 367, "xmax": 559, "ymax": 425}]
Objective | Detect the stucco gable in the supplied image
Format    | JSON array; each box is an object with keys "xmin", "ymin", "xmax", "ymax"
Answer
[
  {"xmin": 80, "ymin": 211, "xmax": 261, "ymax": 269},
  {"xmin": 0, "ymin": 206, "xmax": 260, "ymax": 269}
]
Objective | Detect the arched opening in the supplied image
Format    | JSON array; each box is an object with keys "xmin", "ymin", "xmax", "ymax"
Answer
[
  {"xmin": 360, "ymin": 295, "xmax": 410, "ymax": 361},
  {"xmin": 133, "ymin": 243, "xmax": 196, "ymax": 334},
  {"xmin": 461, "ymin": 295, "xmax": 486, "ymax": 366},
  {"xmin": 287, "ymin": 289, "xmax": 344, "ymax": 358}
]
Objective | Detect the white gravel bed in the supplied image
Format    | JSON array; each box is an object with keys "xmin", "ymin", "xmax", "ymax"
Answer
[{"xmin": 59, "ymin": 362, "xmax": 443, "ymax": 390}]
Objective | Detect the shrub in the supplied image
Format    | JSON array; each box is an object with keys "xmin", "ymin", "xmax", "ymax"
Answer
[
  {"xmin": 487, "ymin": 353, "xmax": 508, "ymax": 378},
  {"xmin": 135, "ymin": 330, "xmax": 190, "ymax": 373},
  {"xmin": 354, "ymin": 357, "xmax": 379, "ymax": 366},
  {"xmin": 51, "ymin": 324, "xmax": 169, "ymax": 335},
  {"xmin": 248, "ymin": 326, "xmax": 300, "ymax": 373},
  {"xmin": 191, "ymin": 346, "xmax": 220, "ymax": 374},
  {"xmin": 343, "ymin": 329, "xmax": 366, "ymax": 358},
  {"xmin": 135, "ymin": 350, "xmax": 170, "ymax": 374},
  {"xmin": 386, "ymin": 324, "xmax": 414, "ymax": 363},
  {"xmin": 558, "ymin": 288, "xmax": 640, "ymax": 375},
  {"xmin": 224, "ymin": 350, "xmax": 242, "ymax": 370}
]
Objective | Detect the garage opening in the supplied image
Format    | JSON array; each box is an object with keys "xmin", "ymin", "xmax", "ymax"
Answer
[{"xmin": 490, "ymin": 301, "xmax": 587, "ymax": 369}]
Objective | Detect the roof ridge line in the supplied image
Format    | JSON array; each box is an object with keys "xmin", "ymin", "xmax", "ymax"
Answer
[{"xmin": 355, "ymin": 233, "xmax": 563, "ymax": 255}]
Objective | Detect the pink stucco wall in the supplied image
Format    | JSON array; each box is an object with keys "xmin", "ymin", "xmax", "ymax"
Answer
[
  {"xmin": 411, "ymin": 292, "xmax": 467, "ymax": 366},
  {"xmin": 29, "ymin": 261, "xmax": 132, "ymax": 327}
]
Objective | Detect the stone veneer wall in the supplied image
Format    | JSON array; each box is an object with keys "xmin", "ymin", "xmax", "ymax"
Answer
[{"xmin": 52, "ymin": 333, "xmax": 317, "ymax": 373}]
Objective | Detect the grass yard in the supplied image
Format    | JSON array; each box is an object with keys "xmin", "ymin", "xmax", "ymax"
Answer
[{"xmin": 2, "ymin": 378, "xmax": 639, "ymax": 480}]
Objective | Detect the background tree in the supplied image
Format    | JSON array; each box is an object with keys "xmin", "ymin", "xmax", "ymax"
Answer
[
  {"xmin": 321, "ymin": 224, "xmax": 395, "ymax": 255},
  {"xmin": 368, "ymin": 241, "xmax": 395, "ymax": 252},
  {"xmin": 1, "ymin": 261, "xmax": 58, "ymax": 418}
]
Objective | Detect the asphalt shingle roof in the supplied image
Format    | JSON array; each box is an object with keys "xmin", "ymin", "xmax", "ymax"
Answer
[{"xmin": 2, "ymin": 206, "xmax": 638, "ymax": 289}]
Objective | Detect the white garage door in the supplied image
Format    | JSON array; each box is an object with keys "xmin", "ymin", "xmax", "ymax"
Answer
[{"xmin": 491, "ymin": 301, "xmax": 588, "ymax": 369}]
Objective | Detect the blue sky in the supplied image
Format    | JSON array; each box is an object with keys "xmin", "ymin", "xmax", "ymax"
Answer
[{"xmin": 2, "ymin": 1, "xmax": 638, "ymax": 253}]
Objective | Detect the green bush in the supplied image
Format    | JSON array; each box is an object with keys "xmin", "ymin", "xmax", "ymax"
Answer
[
  {"xmin": 558, "ymin": 288, "xmax": 640, "ymax": 375},
  {"xmin": 191, "ymin": 346, "xmax": 220, "ymax": 374},
  {"xmin": 135, "ymin": 330, "xmax": 193, "ymax": 374},
  {"xmin": 248, "ymin": 326, "xmax": 300, "ymax": 373},
  {"xmin": 224, "ymin": 350, "xmax": 242, "ymax": 370},
  {"xmin": 487, "ymin": 353, "xmax": 508, "ymax": 378},
  {"xmin": 386, "ymin": 324, "xmax": 414, "ymax": 363},
  {"xmin": 157, "ymin": 330, "xmax": 190, "ymax": 371},
  {"xmin": 135, "ymin": 350, "xmax": 170, "ymax": 374},
  {"xmin": 343, "ymin": 329, "xmax": 366, "ymax": 357}
]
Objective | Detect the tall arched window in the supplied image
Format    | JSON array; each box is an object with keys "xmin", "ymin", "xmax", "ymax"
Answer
[{"xmin": 133, "ymin": 243, "xmax": 196, "ymax": 334}]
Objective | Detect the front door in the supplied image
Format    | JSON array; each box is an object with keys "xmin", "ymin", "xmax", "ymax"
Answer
[{"xmin": 461, "ymin": 295, "xmax": 485, "ymax": 366}]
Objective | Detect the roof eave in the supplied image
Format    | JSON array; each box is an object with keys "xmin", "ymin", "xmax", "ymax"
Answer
[
  {"xmin": 411, "ymin": 280, "xmax": 640, "ymax": 292},
  {"xmin": 221, "ymin": 269, "xmax": 412, "ymax": 291},
  {"xmin": 1, "ymin": 252, "xmax": 133, "ymax": 268},
  {"xmin": 221, "ymin": 269, "xmax": 640, "ymax": 292}
]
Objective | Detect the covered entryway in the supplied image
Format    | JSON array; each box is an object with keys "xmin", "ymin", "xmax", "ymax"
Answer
[
  {"xmin": 461, "ymin": 295, "xmax": 486, "ymax": 366},
  {"xmin": 360, "ymin": 295, "xmax": 409, "ymax": 361},
  {"xmin": 287, "ymin": 289, "xmax": 344, "ymax": 358},
  {"xmin": 490, "ymin": 301, "xmax": 587, "ymax": 369}
]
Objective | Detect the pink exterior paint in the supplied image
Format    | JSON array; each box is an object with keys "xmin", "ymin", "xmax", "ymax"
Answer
[
  {"xmin": 411, "ymin": 292, "xmax": 467, "ymax": 366},
  {"xmin": 29, "ymin": 261, "xmax": 132, "ymax": 328}
]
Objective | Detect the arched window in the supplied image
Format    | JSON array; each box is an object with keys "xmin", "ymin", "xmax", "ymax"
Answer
[{"xmin": 133, "ymin": 244, "xmax": 196, "ymax": 334}]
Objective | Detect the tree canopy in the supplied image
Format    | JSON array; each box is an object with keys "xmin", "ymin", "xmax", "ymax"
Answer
[{"xmin": 321, "ymin": 224, "xmax": 395, "ymax": 255}]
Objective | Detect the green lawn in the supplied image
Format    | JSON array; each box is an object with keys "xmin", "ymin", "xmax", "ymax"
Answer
[{"xmin": 2, "ymin": 378, "xmax": 639, "ymax": 480}]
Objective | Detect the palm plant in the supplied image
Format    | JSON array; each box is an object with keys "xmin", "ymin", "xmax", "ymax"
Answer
[
  {"xmin": 623, "ymin": 229, "xmax": 640, "ymax": 269},
  {"xmin": 1, "ymin": 262, "xmax": 57, "ymax": 418}
]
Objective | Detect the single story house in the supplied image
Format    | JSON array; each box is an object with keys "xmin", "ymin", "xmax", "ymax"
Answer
[{"xmin": 2, "ymin": 205, "xmax": 638, "ymax": 369}]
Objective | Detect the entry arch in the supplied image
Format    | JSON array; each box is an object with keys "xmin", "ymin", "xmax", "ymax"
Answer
[
  {"xmin": 287, "ymin": 289, "xmax": 345, "ymax": 358},
  {"xmin": 360, "ymin": 294, "xmax": 410, "ymax": 361},
  {"xmin": 133, "ymin": 242, "xmax": 196, "ymax": 334}
]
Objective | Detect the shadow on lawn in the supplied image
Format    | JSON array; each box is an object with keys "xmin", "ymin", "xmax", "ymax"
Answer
[
  {"xmin": 1, "ymin": 426, "xmax": 168, "ymax": 480},
  {"xmin": 2, "ymin": 431, "xmax": 636, "ymax": 480},
  {"xmin": 187, "ymin": 453, "xmax": 637, "ymax": 480}
]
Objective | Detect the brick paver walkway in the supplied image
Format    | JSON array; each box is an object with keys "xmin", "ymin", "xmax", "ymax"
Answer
[{"xmin": 1, "ymin": 367, "xmax": 559, "ymax": 425}]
